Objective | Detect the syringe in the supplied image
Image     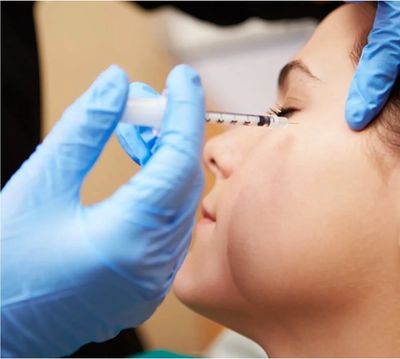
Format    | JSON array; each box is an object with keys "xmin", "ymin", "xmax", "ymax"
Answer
[
  {"xmin": 205, "ymin": 111, "xmax": 288, "ymax": 128},
  {"xmin": 120, "ymin": 96, "xmax": 290, "ymax": 129}
]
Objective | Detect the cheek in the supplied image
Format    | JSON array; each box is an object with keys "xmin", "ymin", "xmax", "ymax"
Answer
[{"xmin": 226, "ymin": 130, "xmax": 382, "ymax": 311}]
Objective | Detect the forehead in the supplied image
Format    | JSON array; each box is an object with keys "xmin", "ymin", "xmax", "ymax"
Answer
[{"xmin": 293, "ymin": 4, "xmax": 375, "ymax": 83}]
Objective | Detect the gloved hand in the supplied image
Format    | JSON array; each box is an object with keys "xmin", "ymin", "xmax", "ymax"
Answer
[
  {"xmin": 346, "ymin": 1, "xmax": 400, "ymax": 130},
  {"xmin": 1, "ymin": 64, "xmax": 205, "ymax": 357}
]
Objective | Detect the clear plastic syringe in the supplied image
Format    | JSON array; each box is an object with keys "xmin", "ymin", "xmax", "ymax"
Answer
[
  {"xmin": 205, "ymin": 111, "xmax": 288, "ymax": 128},
  {"xmin": 121, "ymin": 96, "xmax": 289, "ymax": 129}
]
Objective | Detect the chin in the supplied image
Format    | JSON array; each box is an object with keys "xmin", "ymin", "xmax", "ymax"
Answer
[
  {"xmin": 173, "ymin": 269, "xmax": 259, "ymax": 350},
  {"xmin": 172, "ymin": 266, "xmax": 193, "ymax": 304},
  {"xmin": 173, "ymin": 255, "xmax": 251, "ymax": 330},
  {"xmin": 173, "ymin": 259, "xmax": 210, "ymax": 313}
]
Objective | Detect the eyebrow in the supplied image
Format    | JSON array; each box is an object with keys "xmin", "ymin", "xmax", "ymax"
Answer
[{"xmin": 278, "ymin": 60, "xmax": 320, "ymax": 90}]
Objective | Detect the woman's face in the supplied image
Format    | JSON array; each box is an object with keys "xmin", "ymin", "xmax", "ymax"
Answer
[{"xmin": 174, "ymin": 3, "xmax": 400, "ymax": 343}]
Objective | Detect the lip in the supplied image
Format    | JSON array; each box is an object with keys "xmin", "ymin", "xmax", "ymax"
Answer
[{"xmin": 200, "ymin": 203, "xmax": 216, "ymax": 223}]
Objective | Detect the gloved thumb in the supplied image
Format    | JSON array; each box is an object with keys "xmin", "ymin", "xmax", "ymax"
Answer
[{"xmin": 5, "ymin": 65, "xmax": 130, "ymax": 201}]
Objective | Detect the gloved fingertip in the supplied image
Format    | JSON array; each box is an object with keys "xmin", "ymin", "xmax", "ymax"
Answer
[
  {"xmin": 166, "ymin": 64, "xmax": 203, "ymax": 100},
  {"xmin": 89, "ymin": 65, "xmax": 130, "ymax": 115},
  {"xmin": 169, "ymin": 64, "xmax": 201, "ymax": 81},
  {"xmin": 345, "ymin": 93, "xmax": 374, "ymax": 131},
  {"xmin": 96, "ymin": 65, "xmax": 129, "ymax": 88}
]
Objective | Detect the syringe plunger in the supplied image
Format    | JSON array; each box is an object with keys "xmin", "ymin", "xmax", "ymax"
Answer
[{"xmin": 121, "ymin": 96, "xmax": 167, "ymax": 128}]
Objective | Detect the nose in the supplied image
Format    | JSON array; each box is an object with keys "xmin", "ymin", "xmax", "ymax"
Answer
[{"xmin": 203, "ymin": 128, "xmax": 247, "ymax": 179}]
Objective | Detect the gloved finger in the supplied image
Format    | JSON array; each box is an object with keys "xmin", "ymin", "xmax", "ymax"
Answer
[
  {"xmin": 37, "ymin": 65, "xmax": 128, "ymax": 187},
  {"xmin": 115, "ymin": 82, "xmax": 160, "ymax": 166},
  {"xmin": 43, "ymin": 64, "xmax": 129, "ymax": 174},
  {"xmin": 1, "ymin": 65, "xmax": 129, "ymax": 209},
  {"xmin": 101, "ymin": 64, "xmax": 204, "ymax": 219},
  {"xmin": 130, "ymin": 64, "xmax": 205, "ymax": 209},
  {"xmin": 345, "ymin": 1, "xmax": 400, "ymax": 130}
]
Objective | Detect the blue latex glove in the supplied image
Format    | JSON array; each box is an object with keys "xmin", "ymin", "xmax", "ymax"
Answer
[
  {"xmin": 1, "ymin": 64, "xmax": 205, "ymax": 357},
  {"xmin": 115, "ymin": 82, "xmax": 161, "ymax": 166},
  {"xmin": 346, "ymin": 1, "xmax": 400, "ymax": 130}
]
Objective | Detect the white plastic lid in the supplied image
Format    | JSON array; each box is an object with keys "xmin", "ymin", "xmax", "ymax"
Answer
[{"xmin": 120, "ymin": 96, "xmax": 167, "ymax": 128}]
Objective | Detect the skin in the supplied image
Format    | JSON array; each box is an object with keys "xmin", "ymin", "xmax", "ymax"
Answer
[{"xmin": 174, "ymin": 4, "xmax": 400, "ymax": 357}]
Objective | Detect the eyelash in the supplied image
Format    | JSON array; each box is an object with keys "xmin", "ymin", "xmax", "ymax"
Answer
[{"xmin": 269, "ymin": 106, "xmax": 297, "ymax": 117}]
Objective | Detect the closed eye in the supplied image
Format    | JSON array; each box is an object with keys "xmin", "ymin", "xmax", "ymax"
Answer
[{"xmin": 278, "ymin": 107, "xmax": 298, "ymax": 118}]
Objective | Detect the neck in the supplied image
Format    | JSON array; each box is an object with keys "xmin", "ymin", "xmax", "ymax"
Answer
[{"xmin": 255, "ymin": 287, "xmax": 400, "ymax": 357}]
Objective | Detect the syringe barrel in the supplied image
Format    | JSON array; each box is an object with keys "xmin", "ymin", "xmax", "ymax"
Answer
[
  {"xmin": 120, "ymin": 95, "xmax": 290, "ymax": 129},
  {"xmin": 121, "ymin": 96, "xmax": 167, "ymax": 128}
]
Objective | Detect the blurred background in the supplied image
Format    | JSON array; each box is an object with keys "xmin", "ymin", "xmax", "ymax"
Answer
[{"xmin": 2, "ymin": 1, "xmax": 334, "ymax": 356}]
